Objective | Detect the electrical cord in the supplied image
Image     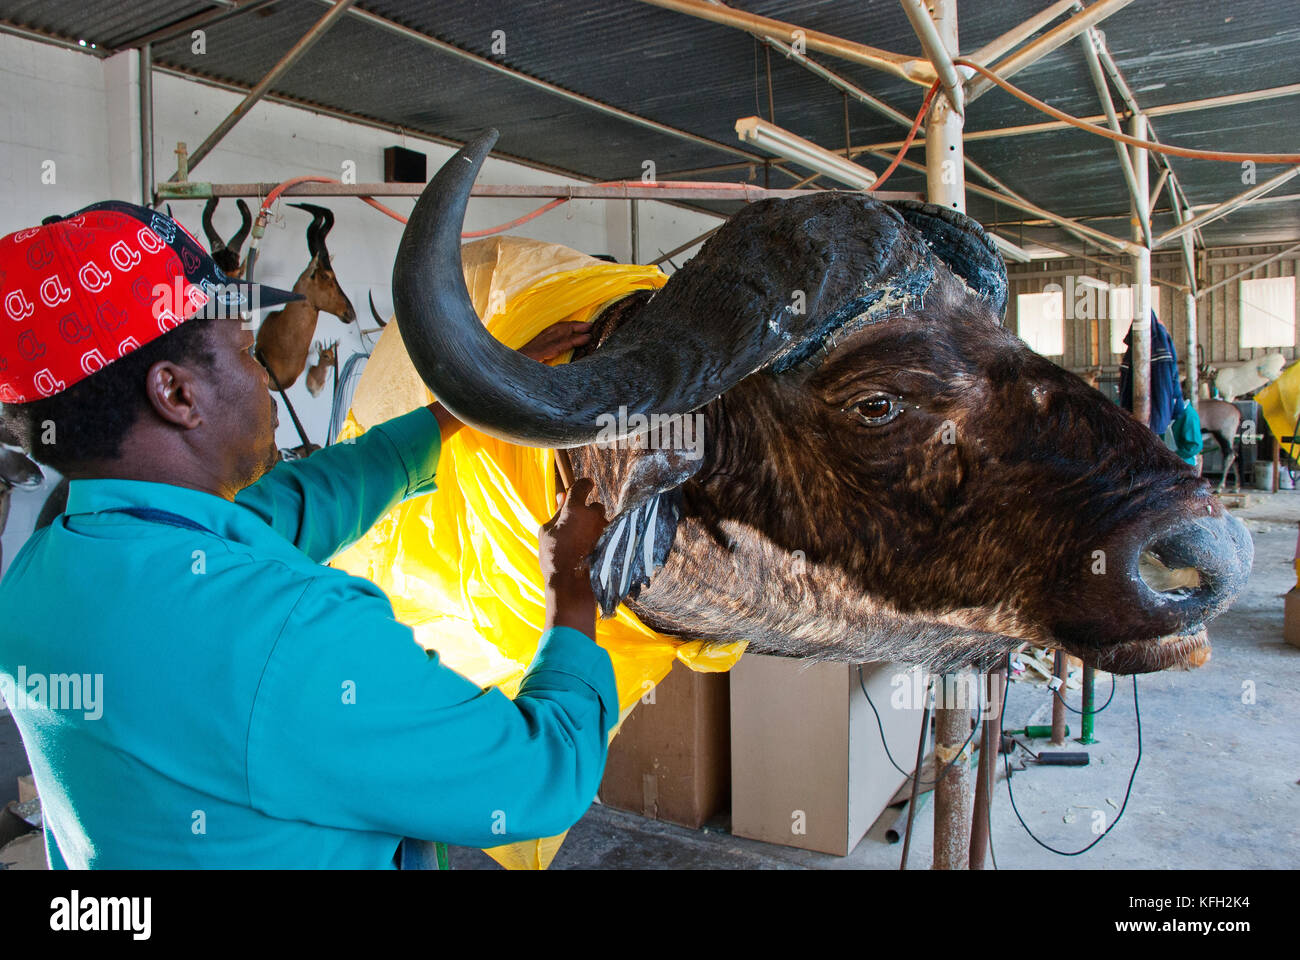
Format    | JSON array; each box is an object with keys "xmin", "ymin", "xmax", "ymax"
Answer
[
  {"xmin": 859, "ymin": 666, "xmax": 982, "ymax": 791},
  {"xmin": 1001, "ymin": 652, "xmax": 1143, "ymax": 856},
  {"xmin": 1051, "ymin": 671, "xmax": 1117, "ymax": 715}
]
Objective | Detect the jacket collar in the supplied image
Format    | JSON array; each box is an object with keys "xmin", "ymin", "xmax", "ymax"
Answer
[{"xmin": 62, "ymin": 478, "xmax": 304, "ymax": 563}]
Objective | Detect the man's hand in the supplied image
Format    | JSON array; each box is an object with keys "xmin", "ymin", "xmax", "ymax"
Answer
[
  {"xmin": 539, "ymin": 477, "xmax": 608, "ymax": 641},
  {"xmin": 519, "ymin": 321, "xmax": 593, "ymax": 363}
]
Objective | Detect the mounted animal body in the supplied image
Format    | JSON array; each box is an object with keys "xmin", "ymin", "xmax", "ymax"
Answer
[
  {"xmin": 254, "ymin": 203, "xmax": 356, "ymax": 389},
  {"xmin": 1205, "ymin": 352, "xmax": 1287, "ymax": 401},
  {"xmin": 305, "ymin": 340, "xmax": 338, "ymax": 398},
  {"xmin": 1198, "ymin": 398, "xmax": 1244, "ymax": 494},
  {"xmin": 391, "ymin": 131, "xmax": 1254, "ymax": 676},
  {"xmin": 0, "ymin": 420, "xmax": 43, "ymax": 569},
  {"xmin": 201, "ymin": 198, "xmax": 253, "ymax": 278}
]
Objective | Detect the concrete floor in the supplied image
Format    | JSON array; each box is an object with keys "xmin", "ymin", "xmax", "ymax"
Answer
[{"xmin": 4, "ymin": 492, "xmax": 1298, "ymax": 869}]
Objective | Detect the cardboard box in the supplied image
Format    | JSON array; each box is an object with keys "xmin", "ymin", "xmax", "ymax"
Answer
[
  {"xmin": 598, "ymin": 666, "xmax": 730, "ymax": 828},
  {"xmin": 730, "ymin": 655, "xmax": 927, "ymax": 856},
  {"xmin": 1284, "ymin": 588, "xmax": 1300, "ymax": 649}
]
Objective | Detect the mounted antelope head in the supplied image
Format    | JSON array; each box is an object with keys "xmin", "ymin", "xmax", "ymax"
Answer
[
  {"xmin": 305, "ymin": 339, "xmax": 339, "ymax": 398},
  {"xmin": 202, "ymin": 198, "xmax": 253, "ymax": 278},
  {"xmin": 253, "ymin": 203, "xmax": 356, "ymax": 389}
]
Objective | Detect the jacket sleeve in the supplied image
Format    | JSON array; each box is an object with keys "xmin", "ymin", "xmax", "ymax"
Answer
[
  {"xmin": 233, "ymin": 407, "xmax": 441, "ymax": 563},
  {"xmin": 244, "ymin": 573, "xmax": 620, "ymax": 847}
]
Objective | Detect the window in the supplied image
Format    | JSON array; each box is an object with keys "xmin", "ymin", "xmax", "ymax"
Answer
[
  {"xmin": 1109, "ymin": 284, "xmax": 1159, "ymax": 355},
  {"xmin": 1017, "ymin": 290, "xmax": 1064, "ymax": 356},
  {"xmin": 1109, "ymin": 285, "xmax": 1132, "ymax": 355},
  {"xmin": 1240, "ymin": 276, "xmax": 1296, "ymax": 348}
]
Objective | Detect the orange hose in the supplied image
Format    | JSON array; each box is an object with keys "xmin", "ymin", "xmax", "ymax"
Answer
[
  {"xmin": 955, "ymin": 58, "xmax": 1300, "ymax": 164},
  {"xmin": 869, "ymin": 80, "xmax": 941, "ymax": 192}
]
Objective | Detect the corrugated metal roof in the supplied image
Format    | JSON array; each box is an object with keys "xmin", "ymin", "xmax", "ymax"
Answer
[{"xmin": 1, "ymin": 0, "xmax": 1296, "ymax": 247}]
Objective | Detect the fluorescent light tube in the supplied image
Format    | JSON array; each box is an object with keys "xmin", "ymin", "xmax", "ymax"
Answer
[{"xmin": 735, "ymin": 116, "xmax": 877, "ymax": 189}]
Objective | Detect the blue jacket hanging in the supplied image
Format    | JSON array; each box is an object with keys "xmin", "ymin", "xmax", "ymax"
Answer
[{"xmin": 1120, "ymin": 312, "xmax": 1183, "ymax": 437}]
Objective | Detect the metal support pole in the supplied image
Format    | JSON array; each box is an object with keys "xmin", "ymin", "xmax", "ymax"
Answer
[
  {"xmin": 1183, "ymin": 233, "xmax": 1200, "ymax": 405},
  {"xmin": 927, "ymin": 0, "xmax": 970, "ymax": 873},
  {"xmin": 1130, "ymin": 113, "xmax": 1152, "ymax": 427},
  {"xmin": 630, "ymin": 199, "xmax": 640, "ymax": 265},
  {"xmin": 969, "ymin": 669, "xmax": 1003, "ymax": 869},
  {"xmin": 965, "ymin": 0, "xmax": 1137, "ymax": 103},
  {"xmin": 170, "ymin": 0, "xmax": 357, "ymax": 180},
  {"xmin": 1081, "ymin": 29, "xmax": 1150, "ymax": 247},
  {"xmin": 1051, "ymin": 650, "xmax": 1068, "ymax": 745},
  {"xmin": 138, "ymin": 42, "xmax": 154, "ymax": 206},
  {"xmin": 933, "ymin": 673, "xmax": 973, "ymax": 870},
  {"xmin": 900, "ymin": 0, "xmax": 965, "ymax": 114},
  {"xmin": 1154, "ymin": 165, "xmax": 1300, "ymax": 249},
  {"xmin": 1079, "ymin": 664, "xmax": 1098, "ymax": 744}
]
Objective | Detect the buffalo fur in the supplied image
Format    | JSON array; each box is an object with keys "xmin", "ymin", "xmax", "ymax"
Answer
[{"xmin": 572, "ymin": 266, "xmax": 1240, "ymax": 675}]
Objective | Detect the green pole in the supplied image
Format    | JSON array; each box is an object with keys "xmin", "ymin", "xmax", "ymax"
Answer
[{"xmin": 1079, "ymin": 664, "xmax": 1098, "ymax": 744}]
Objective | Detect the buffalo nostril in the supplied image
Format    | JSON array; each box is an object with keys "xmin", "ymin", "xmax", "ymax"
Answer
[
  {"xmin": 1138, "ymin": 551, "xmax": 1202, "ymax": 597},
  {"xmin": 1136, "ymin": 511, "xmax": 1253, "ymax": 615}
]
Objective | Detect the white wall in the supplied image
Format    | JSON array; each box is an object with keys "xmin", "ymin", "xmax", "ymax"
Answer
[{"xmin": 0, "ymin": 32, "xmax": 720, "ymax": 572}]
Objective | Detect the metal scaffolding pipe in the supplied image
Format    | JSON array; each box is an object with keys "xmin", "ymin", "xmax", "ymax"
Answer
[
  {"xmin": 866, "ymin": 148, "xmax": 1136, "ymax": 252},
  {"xmin": 1091, "ymin": 30, "xmax": 1202, "ymax": 250},
  {"xmin": 1130, "ymin": 113, "xmax": 1152, "ymax": 427},
  {"xmin": 170, "ymin": 0, "xmax": 357, "ymax": 180},
  {"xmin": 139, "ymin": 42, "xmax": 153, "ymax": 206},
  {"xmin": 860, "ymin": 82, "xmax": 1300, "ymax": 151},
  {"xmin": 1149, "ymin": 167, "xmax": 1170, "ymax": 212},
  {"xmin": 927, "ymin": 0, "xmax": 972, "ymax": 873},
  {"xmin": 120, "ymin": 0, "xmax": 279, "ymax": 49},
  {"xmin": 1195, "ymin": 240, "xmax": 1300, "ymax": 301},
  {"xmin": 153, "ymin": 180, "xmax": 917, "ymax": 202},
  {"xmin": 900, "ymin": 0, "xmax": 966, "ymax": 114},
  {"xmin": 633, "ymin": 0, "xmax": 936, "ymax": 86},
  {"xmin": 966, "ymin": 0, "xmax": 1137, "ymax": 103},
  {"xmin": 1155, "ymin": 166, "xmax": 1300, "ymax": 248},
  {"xmin": 966, "ymin": 0, "xmax": 1081, "ymax": 66},
  {"xmin": 1081, "ymin": 28, "xmax": 1150, "ymax": 247}
]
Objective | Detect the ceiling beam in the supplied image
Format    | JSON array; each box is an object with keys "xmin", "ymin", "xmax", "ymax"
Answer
[
  {"xmin": 1154, "ymin": 166, "xmax": 1300, "ymax": 248},
  {"xmin": 965, "ymin": 0, "xmax": 1137, "ymax": 103},
  {"xmin": 900, "ymin": 0, "xmax": 965, "ymax": 113},
  {"xmin": 861, "ymin": 83, "xmax": 1300, "ymax": 150},
  {"xmin": 633, "ymin": 0, "xmax": 936, "ymax": 86},
  {"xmin": 965, "ymin": 0, "xmax": 1081, "ymax": 67},
  {"xmin": 309, "ymin": 0, "xmax": 771, "ymax": 167},
  {"xmin": 1195, "ymin": 241, "xmax": 1300, "ymax": 301},
  {"xmin": 116, "ymin": 0, "xmax": 277, "ymax": 49},
  {"xmin": 171, "ymin": 0, "xmax": 357, "ymax": 181}
]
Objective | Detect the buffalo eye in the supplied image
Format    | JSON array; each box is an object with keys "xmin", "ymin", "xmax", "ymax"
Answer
[{"xmin": 848, "ymin": 393, "xmax": 904, "ymax": 426}]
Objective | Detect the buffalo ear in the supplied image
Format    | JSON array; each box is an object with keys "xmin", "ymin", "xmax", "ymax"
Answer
[
  {"xmin": 888, "ymin": 200, "xmax": 1008, "ymax": 322},
  {"xmin": 569, "ymin": 437, "xmax": 703, "ymax": 617}
]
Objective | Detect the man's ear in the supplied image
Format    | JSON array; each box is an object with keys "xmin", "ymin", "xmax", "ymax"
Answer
[{"xmin": 144, "ymin": 360, "xmax": 203, "ymax": 429}]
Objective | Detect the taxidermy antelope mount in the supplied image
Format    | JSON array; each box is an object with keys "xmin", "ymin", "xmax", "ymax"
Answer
[
  {"xmin": 201, "ymin": 198, "xmax": 253, "ymax": 277},
  {"xmin": 305, "ymin": 340, "xmax": 338, "ymax": 398},
  {"xmin": 253, "ymin": 203, "xmax": 356, "ymax": 389}
]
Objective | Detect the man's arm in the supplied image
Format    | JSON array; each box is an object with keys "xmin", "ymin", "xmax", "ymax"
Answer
[
  {"xmin": 235, "ymin": 406, "xmax": 442, "ymax": 563},
  {"xmin": 246, "ymin": 576, "xmax": 619, "ymax": 847},
  {"xmin": 247, "ymin": 480, "xmax": 613, "ymax": 847},
  {"xmin": 234, "ymin": 321, "xmax": 593, "ymax": 563}
]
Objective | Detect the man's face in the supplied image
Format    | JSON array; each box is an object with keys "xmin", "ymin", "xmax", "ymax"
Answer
[{"xmin": 206, "ymin": 320, "xmax": 280, "ymax": 489}]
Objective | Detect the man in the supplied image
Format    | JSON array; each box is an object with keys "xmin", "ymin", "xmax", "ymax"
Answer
[{"xmin": 0, "ymin": 201, "xmax": 615, "ymax": 868}]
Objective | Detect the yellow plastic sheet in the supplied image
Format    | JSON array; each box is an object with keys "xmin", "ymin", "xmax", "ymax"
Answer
[
  {"xmin": 330, "ymin": 237, "xmax": 746, "ymax": 869},
  {"xmin": 1256, "ymin": 360, "xmax": 1300, "ymax": 586}
]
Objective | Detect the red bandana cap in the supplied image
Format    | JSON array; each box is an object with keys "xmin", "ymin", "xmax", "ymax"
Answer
[{"xmin": 0, "ymin": 200, "xmax": 302, "ymax": 404}]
